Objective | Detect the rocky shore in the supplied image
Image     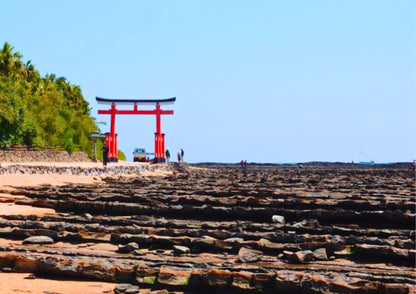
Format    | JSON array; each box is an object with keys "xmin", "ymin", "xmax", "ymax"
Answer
[{"xmin": 0, "ymin": 163, "xmax": 414, "ymax": 294}]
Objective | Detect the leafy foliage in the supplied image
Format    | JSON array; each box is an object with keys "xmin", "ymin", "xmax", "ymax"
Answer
[
  {"xmin": 118, "ymin": 150, "xmax": 126, "ymax": 161},
  {"xmin": 0, "ymin": 42, "xmax": 99, "ymax": 155}
]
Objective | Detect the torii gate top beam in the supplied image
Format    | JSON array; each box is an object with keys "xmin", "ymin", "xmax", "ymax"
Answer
[
  {"xmin": 96, "ymin": 97, "xmax": 174, "ymax": 115},
  {"xmin": 96, "ymin": 97, "xmax": 176, "ymax": 105}
]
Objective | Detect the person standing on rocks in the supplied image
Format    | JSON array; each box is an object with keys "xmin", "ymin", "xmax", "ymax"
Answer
[
  {"xmin": 177, "ymin": 152, "xmax": 181, "ymax": 162},
  {"xmin": 180, "ymin": 148, "xmax": 184, "ymax": 162},
  {"xmin": 102, "ymin": 145, "xmax": 109, "ymax": 167},
  {"xmin": 165, "ymin": 149, "xmax": 170, "ymax": 163},
  {"xmin": 240, "ymin": 160, "xmax": 247, "ymax": 176}
]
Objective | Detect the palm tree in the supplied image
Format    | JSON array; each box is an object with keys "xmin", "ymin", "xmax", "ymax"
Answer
[
  {"xmin": 25, "ymin": 60, "xmax": 39, "ymax": 81},
  {"xmin": 0, "ymin": 42, "xmax": 22, "ymax": 75}
]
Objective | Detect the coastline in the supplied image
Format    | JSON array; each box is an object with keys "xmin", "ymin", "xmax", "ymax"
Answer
[{"xmin": 0, "ymin": 161, "xmax": 414, "ymax": 294}]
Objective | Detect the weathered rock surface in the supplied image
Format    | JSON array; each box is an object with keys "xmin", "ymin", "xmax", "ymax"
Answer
[
  {"xmin": 238, "ymin": 247, "xmax": 263, "ymax": 263},
  {"xmin": 0, "ymin": 163, "xmax": 414, "ymax": 293},
  {"xmin": 272, "ymin": 215, "xmax": 285, "ymax": 224},
  {"xmin": 22, "ymin": 236, "xmax": 54, "ymax": 244},
  {"xmin": 312, "ymin": 248, "xmax": 328, "ymax": 260},
  {"xmin": 157, "ymin": 265, "xmax": 192, "ymax": 286},
  {"xmin": 114, "ymin": 283, "xmax": 140, "ymax": 294},
  {"xmin": 172, "ymin": 245, "xmax": 190, "ymax": 255},
  {"xmin": 293, "ymin": 250, "xmax": 313, "ymax": 263},
  {"xmin": 118, "ymin": 243, "xmax": 139, "ymax": 253},
  {"xmin": 115, "ymin": 283, "xmax": 134, "ymax": 291}
]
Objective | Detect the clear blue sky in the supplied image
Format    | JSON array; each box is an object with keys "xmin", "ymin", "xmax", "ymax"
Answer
[{"xmin": 1, "ymin": 1, "xmax": 414, "ymax": 163}]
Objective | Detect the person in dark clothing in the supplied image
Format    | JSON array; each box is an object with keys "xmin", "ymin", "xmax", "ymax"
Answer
[
  {"xmin": 180, "ymin": 148, "xmax": 184, "ymax": 162},
  {"xmin": 102, "ymin": 146, "xmax": 109, "ymax": 167},
  {"xmin": 177, "ymin": 152, "xmax": 181, "ymax": 163},
  {"xmin": 240, "ymin": 160, "xmax": 247, "ymax": 176},
  {"xmin": 165, "ymin": 149, "xmax": 170, "ymax": 163}
]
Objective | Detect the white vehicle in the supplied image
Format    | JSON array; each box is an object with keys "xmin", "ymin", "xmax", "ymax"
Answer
[{"xmin": 133, "ymin": 148, "xmax": 146, "ymax": 162}]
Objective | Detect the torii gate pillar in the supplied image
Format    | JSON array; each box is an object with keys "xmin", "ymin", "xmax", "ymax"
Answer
[
  {"xmin": 96, "ymin": 97, "xmax": 175, "ymax": 163},
  {"xmin": 154, "ymin": 103, "xmax": 166, "ymax": 163}
]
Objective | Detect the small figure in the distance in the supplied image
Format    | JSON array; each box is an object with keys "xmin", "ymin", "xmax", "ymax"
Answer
[
  {"xmin": 102, "ymin": 145, "xmax": 109, "ymax": 167},
  {"xmin": 165, "ymin": 149, "xmax": 170, "ymax": 163},
  {"xmin": 240, "ymin": 160, "xmax": 247, "ymax": 176}
]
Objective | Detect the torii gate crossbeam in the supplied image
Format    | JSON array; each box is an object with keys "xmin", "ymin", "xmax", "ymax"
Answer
[{"xmin": 96, "ymin": 97, "xmax": 175, "ymax": 163}]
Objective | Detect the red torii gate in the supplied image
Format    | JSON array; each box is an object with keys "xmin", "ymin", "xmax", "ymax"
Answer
[{"xmin": 96, "ymin": 97, "xmax": 175, "ymax": 163}]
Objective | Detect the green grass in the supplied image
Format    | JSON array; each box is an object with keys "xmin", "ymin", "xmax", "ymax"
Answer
[{"xmin": 143, "ymin": 275, "xmax": 157, "ymax": 284}]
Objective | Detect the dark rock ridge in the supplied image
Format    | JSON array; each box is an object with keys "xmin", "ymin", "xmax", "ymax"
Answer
[{"xmin": 0, "ymin": 164, "xmax": 414, "ymax": 294}]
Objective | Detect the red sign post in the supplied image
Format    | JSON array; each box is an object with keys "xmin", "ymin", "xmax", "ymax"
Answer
[{"xmin": 96, "ymin": 97, "xmax": 175, "ymax": 163}]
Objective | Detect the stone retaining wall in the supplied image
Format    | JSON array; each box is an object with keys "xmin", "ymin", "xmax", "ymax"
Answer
[
  {"xmin": 0, "ymin": 151, "xmax": 90, "ymax": 162},
  {"xmin": 0, "ymin": 164, "xmax": 170, "ymax": 176}
]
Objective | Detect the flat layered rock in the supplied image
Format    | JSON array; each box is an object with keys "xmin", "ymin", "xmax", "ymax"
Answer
[
  {"xmin": 0, "ymin": 163, "xmax": 414, "ymax": 293},
  {"xmin": 238, "ymin": 247, "xmax": 263, "ymax": 263},
  {"xmin": 22, "ymin": 236, "xmax": 54, "ymax": 244},
  {"xmin": 157, "ymin": 265, "xmax": 192, "ymax": 286}
]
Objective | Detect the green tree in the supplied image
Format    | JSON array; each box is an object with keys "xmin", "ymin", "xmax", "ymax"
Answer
[
  {"xmin": 0, "ymin": 42, "xmax": 23, "ymax": 76},
  {"xmin": 0, "ymin": 42, "xmax": 100, "ymax": 156}
]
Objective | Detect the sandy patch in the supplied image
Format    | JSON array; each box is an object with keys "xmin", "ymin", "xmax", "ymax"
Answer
[
  {"xmin": 0, "ymin": 203, "xmax": 55, "ymax": 217},
  {"xmin": 0, "ymin": 272, "xmax": 184, "ymax": 294},
  {"xmin": 0, "ymin": 174, "xmax": 103, "ymax": 191},
  {"xmin": 0, "ymin": 168, "xmax": 105, "ymax": 217},
  {"xmin": 0, "ymin": 272, "xmax": 116, "ymax": 294}
]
